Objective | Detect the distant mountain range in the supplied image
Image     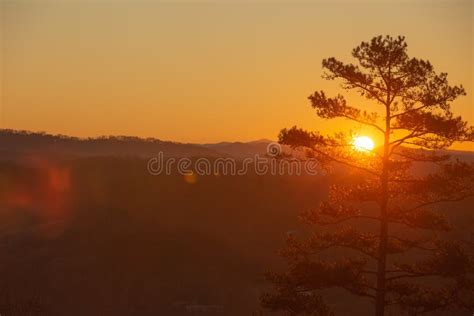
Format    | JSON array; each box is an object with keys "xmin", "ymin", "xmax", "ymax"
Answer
[
  {"xmin": 1, "ymin": 129, "xmax": 472, "ymax": 162},
  {"xmin": 0, "ymin": 129, "xmax": 275, "ymax": 161},
  {"xmin": 201, "ymin": 139, "xmax": 274, "ymax": 159}
]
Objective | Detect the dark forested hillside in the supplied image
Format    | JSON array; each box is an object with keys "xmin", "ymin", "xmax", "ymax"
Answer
[{"xmin": 0, "ymin": 156, "xmax": 330, "ymax": 315}]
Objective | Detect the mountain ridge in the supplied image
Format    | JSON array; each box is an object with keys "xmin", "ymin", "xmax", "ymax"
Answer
[{"xmin": 1, "ymin": 129, "xmax": 472, "ymax": 161}]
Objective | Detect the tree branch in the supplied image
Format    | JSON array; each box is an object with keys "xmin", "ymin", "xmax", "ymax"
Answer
[
  {"xmin": 341, "ymin": 114, "xmax": 385, "ymax": 134},
  {"xmin": 311, "ymin": 147, "xmax": 381, "ymax": 177},
  {"xmin": 390, "ymin": 104, "xmax": 431, "ymax": 119}
]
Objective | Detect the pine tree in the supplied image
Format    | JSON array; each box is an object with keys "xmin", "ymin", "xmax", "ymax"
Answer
[{"xmin": 261, "ymin": 35, "xmax": 474, "ymax": 316}]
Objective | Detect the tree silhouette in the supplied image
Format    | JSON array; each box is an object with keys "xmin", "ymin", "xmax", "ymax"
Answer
[{"xmin": 262, "ymin": 35, "xmax": 474, "ymax": 316}]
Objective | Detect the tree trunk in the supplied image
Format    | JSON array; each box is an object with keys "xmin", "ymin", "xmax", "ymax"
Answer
[
  {"xmin": 375, "ymin": 104, "xmax": 391, "ymax": 316},
  {"xmin": 375, "ymin": 179, "xmax": 388, "ymax": 316}
]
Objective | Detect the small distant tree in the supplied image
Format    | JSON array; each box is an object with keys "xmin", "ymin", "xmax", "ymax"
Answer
[{"xmin": 262, "ymin": 35, "xmax": 474, "ymax": 316}]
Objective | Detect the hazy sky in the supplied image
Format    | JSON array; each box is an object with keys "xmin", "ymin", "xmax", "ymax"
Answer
[{"xmin": 1, "ymin": 0, "xmax": 473, "ymax": 149}]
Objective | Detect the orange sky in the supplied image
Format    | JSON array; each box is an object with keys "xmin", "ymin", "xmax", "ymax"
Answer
[{"xmin": 1, "ymin": 0, "xmax": 473, "ymax": 150}]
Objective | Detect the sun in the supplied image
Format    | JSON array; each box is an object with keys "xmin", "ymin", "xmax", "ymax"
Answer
[{"xmin": 353, "ymin": 136, "xmax": 375, "ymax": 152}]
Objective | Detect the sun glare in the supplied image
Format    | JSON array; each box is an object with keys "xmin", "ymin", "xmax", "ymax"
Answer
[{"xmin": 353, "ymin": 136, "xmax": 375, "ymax": 152}]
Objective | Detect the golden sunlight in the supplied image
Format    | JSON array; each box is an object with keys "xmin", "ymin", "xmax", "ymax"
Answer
[{"xmin": 353, "ymin": 136, "xmax": 375, "ymax": 152}]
